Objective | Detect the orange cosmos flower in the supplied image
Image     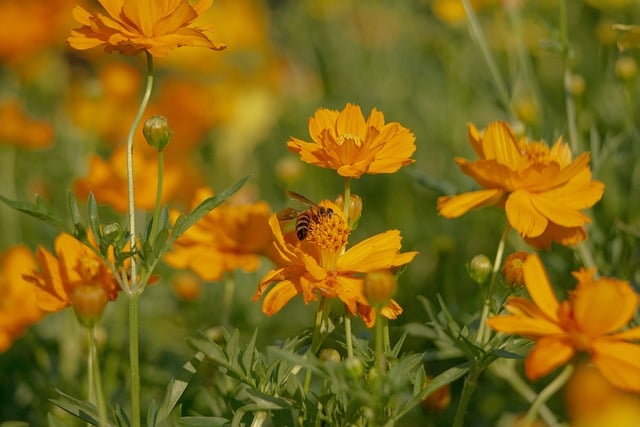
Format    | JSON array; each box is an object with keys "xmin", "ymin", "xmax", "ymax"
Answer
[
  {"xmin": 67, "ymin": 0, "xmax": 226, "ymax": 57},
  {"xmin": 252, "ymin": 201, "xmax": 417, "ymax": 327},
  {"xmin": 437, "ymin": 121, "xmax": 605, "ymax": 249},
  {"xmin": 0, "ymin": 246, "xmax": 45, "ymax": 352},
  {"xmin": 23, "ymin": 233, "xmax": 121, "ymax": 318},
  {"xmin": 164, "ymin": 187, "xmax": 273, "ymax": 281},
  {"xmin": 487, "ymin": 254, "xmax": 640, "ymax": 392},
  {"xmin": 0, "ymin": 99, "xmax": 53, "ymax": 149},
  {"xmin": 287, "ymin": 103, "xmax": 416, "ymax": 179}
]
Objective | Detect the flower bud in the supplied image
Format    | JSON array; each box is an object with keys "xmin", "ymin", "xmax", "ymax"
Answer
[
  {"xmin": 421, "ymin": 377, "xmax": 451, "ymax": 412},
  {"xmin": 344, "ymin": 356, "xmax": 364, "ymax": 379},
  {"xmin": 171, "ymin": 272, "xmax": 202, "ymax": 301},
  {"xmin": 616, "ymin": 56, "xmax": 637, "ymax": 81},
  {"xmin": 364, "ymin": 270, "xmax": 397, "ymax": 308},
  {"xmin": 334, "ymin": 193, "xmax": 362, "ymax": 231},
  {"xmin": 467, "ymin": 254, "xmax": 492, "ymax": 285},
  {"xmin": 502, "ymin": 252, "xmax": 529, "ymax": 288},
  {"xmin": 143, "ymin": 115, "xmax": 173, "ymax": 151},
  {"xmin": 568, "ymin": 74, "xmax": 586, "ymax": 97},
  {"xmin": 102, "ymin": 222, "xmax": 123, "ymax": 245},
  {"xmin": 318, "ymin": 348, "xmax": 341, "ymax": 363},
  {"xmin": 71, "ymin": 283, "xmax": 109, "ymax": 328}
]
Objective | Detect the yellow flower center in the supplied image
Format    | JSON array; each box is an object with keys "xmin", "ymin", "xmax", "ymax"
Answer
[
  {"xmin": 519, "ymin": 140, "xmax": 552, "ymax": 164},
  {"xmin": 303, "ymin": 202, "xmax": 350, "ymax": 271},
  {"xmin": 337, "ymin": 133, "xmax": 362, "ymax": 147}
]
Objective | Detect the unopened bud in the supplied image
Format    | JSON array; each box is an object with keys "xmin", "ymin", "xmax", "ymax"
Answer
[
  {"xmin": 143, "ymin": 115, "xmax": 173, "ymax": 151},
  {"xmin": 334, "ymin": 193, "xmax": 363, "ymax": 230},
  {"xmin": 502, "ymin": 252, "xmax": 529, "ymax": 288},
  {"xmin": 364, "ymin": 270, "xmax": 397, "ymax": 308},
  {"xmin": 422, "ymin": 377, "xmax": 452, "ymax": 412},
  {"xmin": 344, "ymin": 357, "xmax": 364, "ymax": 379},
  {"xmin": 102, "ymin": 222, "xmax": 123, "ymax": 245},
  {"xmin": 71, "ymin": 283, "xmax": 109, "ymax": 328},
  {"xmin": 467, "ymin": 254, "xmax": 492, "ymax": 285},
  {"xmin": 318, "ymin": 348, "xmax": 341, "ymax": 363}
]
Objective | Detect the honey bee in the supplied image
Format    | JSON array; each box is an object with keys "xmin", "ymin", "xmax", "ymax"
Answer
[{"xmin": 277, "ymin": 191, "xmax": 334, "ymax": 240}]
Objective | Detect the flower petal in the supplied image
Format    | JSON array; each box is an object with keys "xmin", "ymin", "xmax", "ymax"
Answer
[
  {"xmin": 261, "ymin": 280, "xmax": 299, "ymax": 316},
  {"xmin": 437, "ymin": 189, "xmax": 505, "ymax": 218},
  {"xmin": 523, "ymin": 254, "xmax": 560, "ymax": 322},
  {"xmin": 337, "ymin": 230, "xmax": 416, "ymax": 273},
  {"xmin": 505, "ymin": 190, "xmax": 548, "ymax": 237},
  {"xmin": 591, "ymin": 339, "xmax": 640, "ymax": 392},
  {"xmin": 525, "ymin": 336, "xmax": 575, "ymax": 381},
  {"xmin": 479, "ymin": 121, "xmax": 527, "ymax": 170}
]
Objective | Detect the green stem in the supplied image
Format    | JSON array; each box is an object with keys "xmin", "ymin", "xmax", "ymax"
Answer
[
  {"xmin": 129, "ymin": 292, "xmax": 141, "ymax": 427},
  {"xmin": 148, "ymin": 149, "xmax": 164, "ymax": 248},
  {"xmin": 461, "ymin": 0, "xmax": 513, "ymax": 119},
  {"xmin": 476, "ymin": 224, "xmax": 510, "ymax": 346},
  {"xmin": 452, "ymin": 365, "xmax": 481, "ymax": 427},
  {"xmin": 126, "ymin": 51, "xmax": 154, "ymax": 427},
  {"xmin": 305, "ymin": 296, "xmax": 331, "ymax": 394},
  {"xmin": 523, "ymin": 364, "xmax": 574, "ymax": 427},
  {"xmin": 88, "ymin": 327, "xmax": 108, "ymax": 427},
  {"xmin": 222, "ymin": 273, "xmax": 235, "ymax": 327},
  {"xmin": 558, "ymin": 0, "xmax": 579, "ymax": 153},
  {"xmin": 374, "ymin": 312, "xmax": 384, "ymax": 374},
  {"xmin": 0, "ymin": 145, "xmax": 20, "ymax": 245},
  {"xmin": 126, "ymin": 50, "xmax": 155, "ymax": 294},
  {"xmin": 342, "ymin": 177, "xmax": 354, "ymax": 359}
]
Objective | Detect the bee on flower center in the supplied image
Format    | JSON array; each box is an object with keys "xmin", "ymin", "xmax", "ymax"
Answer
[{"xmin": 277, "ymin": 191, "xmax": 335, "ymax": 240}]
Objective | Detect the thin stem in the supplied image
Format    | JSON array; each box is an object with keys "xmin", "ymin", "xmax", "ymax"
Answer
[
  {"xmin": 129, "ymin": 292, "xmax": 141, "ymax": 427},
  {"xmin": 88, "ymin": 327, "xmax": 108, "ymax": 427},
  {"xmin": 461, "ymin": 0, "xmax": 513, "ymax": 119},
  {"xmin": 305, "ymin": 297, "xmax": 331, "ymax": 394},
  {"xmin": 222, "ymin": 273, "xmax": 235, "ymax": 327},
  {"xmin": 452, "ymin": 365, "xmax": 481, "ymax": 427},
  {"xmin": 148, "ymin": 149, "xmax": 164, "ymax": 248},
  {"xmin": 476, "ymin": 224, "xmax": 511, "ymax": 346},
  {"xmin": 0, "ymin": 145, "xmax": 20, "ymax": 245},
  {"xmin": 558, "ymin": 0, "xmax": 579, "ymax": 153},
  {"xmin": 342, "ymin": 177, "xmax": 354, "ymax": 359},
  {"xmin": 374, "ymin": 312, "xmax": 384, "ymax": 374},
  {"xmin": 126, "ymin": 50, "xmax": 155, "ymax": 294},
  {"xmin": 523, "ymin": 364, "xmax": 574, "ymax": 427}
]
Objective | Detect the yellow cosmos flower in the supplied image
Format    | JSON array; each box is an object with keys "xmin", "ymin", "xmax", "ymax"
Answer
[
  {"xmin": 252, "ymin": 202, "xmax": 417, "ymax": 327},
  {"xmin": 67, "ymin": 0, "xmax": 226, "ymax": 57},
  {"xmin": 23, "ymin": 233, "xmax": 120, "ymax": 314},
  {"xmin": 0, "ymin": 246, "xmax": 45, "ymax": 352},
  {"xmin": 287, "ymin": 103, "xmax": 416, "ymax": 179},
  {"xmin": 437, "ymin": 121, "xmax": 605, "ymax": 249},
  {"xmin": 164, "ymin": 187, "xmax": 273, "ymax": 281},
  {"xmin": 487, "ymin": 254, "xmax": 640, "ymax": 392}
]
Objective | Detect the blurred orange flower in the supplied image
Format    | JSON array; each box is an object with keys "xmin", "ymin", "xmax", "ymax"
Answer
[
  {"xmin": 67, "ymin": 0, "xmax": 226, "ymax": 57},
  {"xmin": 437, "ymin": 121, "xmax": 605, "ymax": 249},
  {"xmin": 74, "ymin": 145, "xmax": 182, "ymax": 212},
  {"xmin": 164, "ymin": 187, "xmax": 272, "ymax": 281},
  {"xmin": 487, "ymin": 254, "xmax": 640, "ymax": 392},
  {"xmin": 252, "ymin": 204, "xmax": 417, "ymax": 327},
  {"xmin": 23, "ymin": 233, "xmax": 121, "ymax": 316},
  {"xmin": 0, "ymin": 246, "xmax": 45, "ymax": 352},
  {"xmin": 0, "ymin": 99, "xmax": 53, "ymax": 149},
  {"xmin": 287, "ymin": 103, "xmax": 416, "ymax": 179}
]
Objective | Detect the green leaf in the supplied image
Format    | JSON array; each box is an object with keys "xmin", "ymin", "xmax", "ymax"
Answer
[
  {"xmin": 87, "ymin": 192, "xmax": 103, "ymax": 245},
  {"xmin": 178, "ymin": 417, "xmax": 229, "ymax": 427},
  {"xmin": 67, "ymin": 190, "xmax": 87, "ymax": 241},
  {"xmin": 241, "ymin": 329, "xmax": 258, "ymax": 376},
  {"xmin": 113, "ymin": 404, "xmax": 131, "ymax": 427},
  {"xmin": 171, "ymin": 176, "xmax": 248, "ymax": 240},
  {"xmin": 146, "ymin": 399, "xmax": 158, "ymax": 427},
  {"xmin": 0, "ymin": 194, "xmax": 68, "ymax": 232},
  {"xmin": 50, "ymin": 389, "xmax": 106, "ymax": 426},
  {"xmin": 156, "ymin": 352, "xmax": 205, "ymax": 424},
  {"xmin": 422, "ymin": 361, "xmax": 472, "ymax": 399}
]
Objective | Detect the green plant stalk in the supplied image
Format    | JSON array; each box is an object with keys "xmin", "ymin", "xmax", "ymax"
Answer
[
  {"xmin": 126, "ymin": 50, "xmax": 155, "ymax": 427},
  {"xmin": 375, "ymin": 311, "xmax": 384, "ymax": 375},
  {"xmin": 0, "ymin": 146, "xmax": 20, "ymax": 245},
  {"xmin": 476, "ymin": 224, "xmax": 510, "ymax": 346},
  {"xmin": 342, "ymin": 177, "xmax": 354, "ymax": 359},
  {"xmin": 222, "ymin": 273, "xmax": 235, "ymax": 327},
  {"xmin": 88, "ymin": 326, "xmax": 108, "ymax": 427},
  {"xmin": 452, "ymin": 364, "xmax": 481, "ymax": 427},
  {"xmin": 558, "ymin": 0, "xmax": 579, "ymax": 153},
  {"xmin": 523, "ymin": 364, "xmax": 574, "ymax": 426},
  {"xmin": 461, "ymin": 0, "xmax": 512, "ymax": 118},
  {"xmin": 147, "ymin": 149, "xmax": 164, "ymax": 249},
  {"xmin": 305, "ymin": 296, "xmax": 330, "ymax": 394}
]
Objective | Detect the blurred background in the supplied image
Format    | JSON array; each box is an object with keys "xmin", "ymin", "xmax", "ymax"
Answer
[{"xmin": 1, "ymin": 0, "xmax": 640, "ymax": 425}]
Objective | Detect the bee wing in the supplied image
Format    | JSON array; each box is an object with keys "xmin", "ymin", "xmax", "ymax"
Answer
[
  {"xmin": 285, "ymin": 190, "xmax": 317, "ymax": 208},
  {"xmin": 277, "ymin": 207, "xmax": 299, "ymax": 221}
]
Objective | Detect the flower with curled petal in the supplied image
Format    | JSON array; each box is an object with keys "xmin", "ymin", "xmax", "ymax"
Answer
[
  {"xmin": 67, "ymin": 0, "xmax": 226, "ymax": 57},
  {"xmin": 437, "ymin": 121, "xmax": 605, "ymax": 249},
  {"xmin": 487, "ymin": 254, "xmax": 640, "ymax": 392}
]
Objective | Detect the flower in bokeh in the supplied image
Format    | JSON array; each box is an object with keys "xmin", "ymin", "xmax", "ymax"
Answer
[
  {"xmin": 0, "ymin": 99, "xmax": 53, "ymax": 149},
  {"xmin": 23, "ymin": 233, "xmax": 121, "ymax": 318},
  {"xmin": 67, "ymin": 0, "xmax": 226, "ymax": 57},
  {"xmin": 0, "ymin": 246, "xmax": 45, "ymax": 352},
  {"xmin": 431, "ymin": 0, "xmax": 495, "ymax": 25},
  {"xmin": 252, "ymin": 202, "xmax": 417, "ymax": 327},
  {"xmin": 487, "ymin": 254, "xmax": 640, "ymax": 392},
  {"xmin": 164, "ymin": 187, "xmax": 272, "ymax": 281},
  {"xmin": 565, "ymin": 363, "xmax": 640, "ymax": 427},
  {"xmin": 74, "ymin": 145, "xmax": 182, "ymax": 212},
  {"xmin": 437, "ymin": 121, "xmax": 605, "ymax": 249},
  {"xmin": 287, "ymin": 103, "xmax": 416, "ymax": 179}
]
